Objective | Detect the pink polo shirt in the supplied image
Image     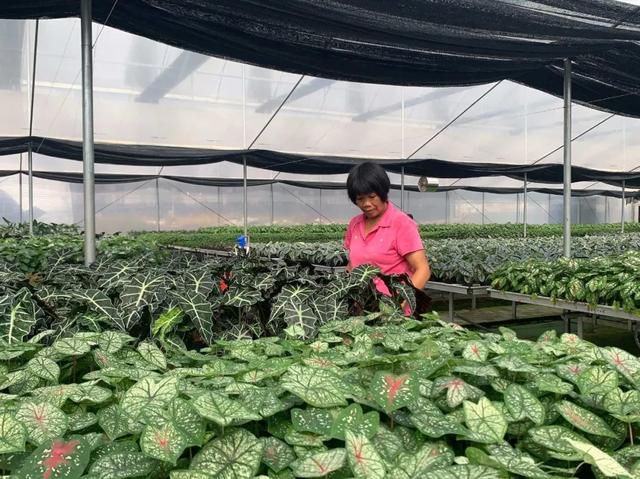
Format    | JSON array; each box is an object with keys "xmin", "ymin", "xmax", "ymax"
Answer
[{"xmin": 344, "ymin": 202, "xmax": 424, "ymax": 277}]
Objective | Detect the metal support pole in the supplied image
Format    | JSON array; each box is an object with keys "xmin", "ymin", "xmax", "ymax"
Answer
[
  {"xmin": 155, "ymin": 177, "xmax": 160, "ymax": 232},
  {"xmin": 448, "ymin": 292, "xmax": 454, "ymax": 322},
  {"xmin": 19, "ymin": 153, "xmax": 23, "ymax": 223},
  {"xmin": 445, "ymin": 191, "xmax": 450, "ymax": 224},
  {"xmin": 28, "ymin": 146, "xmax": 33, "ymax": 234},
  {"xmin": 28, "ymin": 20, "xmax": 39, "ymax": 235},
  {"xmin": 242, "ymin": 64, "xmax": 249, "ymax": 244},
  {"xmin": 81, "ymin": 0, "xmax": 96, "ymax": 265},
  {"xmin": 243, "ymin": 157, "xmax": 248, "ymax": 237},
  {"xmin": 270, "ymin": 183, "xmax": 274, "ymax": 225},
  {"xmin": 481, "ymin": 192, "xmax": 485, "ymax": 225},
  {"xmin": 523, "ymin": 173, "xmax": 528, "ymax": 238},
  {"xmin": 400, "ymin": 167, "xmax": 405, "ymax": 211},
  {"xmin": 563, "ymin": 58, "xmax": 572, "ymax": 258},
  {"xmin": 621, "ymin": 180, "xmax": 626, "ymax": 233},
  {"xmin": 401, "ymin": 88, "xmax": 405, "ymax": 212}
]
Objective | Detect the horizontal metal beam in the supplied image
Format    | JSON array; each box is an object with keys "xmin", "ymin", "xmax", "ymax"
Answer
[{"xmin": 489, "ymin": 288, "xmax": 640, "ymax": 321}]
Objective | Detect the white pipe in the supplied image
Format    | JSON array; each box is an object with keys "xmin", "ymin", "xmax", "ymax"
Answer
[
  {"xmin": 621, "ymin": 181, "xmax": 626, "ymax": 233},
  {"xmin": 81, "ymin": 0, "xmax": 96, "ymax": 265},
  {"xmin": 523, "ymin": 173, "xmax": 528, "ymax": 238},
  {"xmin": 563, "ymin": 59, "xmax": 572, "ymax": 258}
]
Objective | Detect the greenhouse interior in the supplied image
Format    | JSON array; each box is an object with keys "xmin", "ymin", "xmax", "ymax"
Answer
[{"xmin": 3, "ymin": 1, "xmax": 640, "ymax": 478}]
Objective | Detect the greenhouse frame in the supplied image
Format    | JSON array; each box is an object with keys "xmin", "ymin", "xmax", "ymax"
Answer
[
  {"xmin": 2, "ymin": 1, "xmax": 640, "ymax": 258},
  {"xmin": 4, "ymin": 2, "xmax": 640, "ymax": 478}
]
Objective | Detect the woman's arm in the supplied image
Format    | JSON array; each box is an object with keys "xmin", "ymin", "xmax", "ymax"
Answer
[{"xmin": 405, "ymin": 250, "xmax": 431, "ymax": 290}]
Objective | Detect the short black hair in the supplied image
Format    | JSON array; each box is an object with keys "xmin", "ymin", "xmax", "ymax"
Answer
[{"xmin": 346, "ymin": 162, "xmax": 390, "ymax": 204}]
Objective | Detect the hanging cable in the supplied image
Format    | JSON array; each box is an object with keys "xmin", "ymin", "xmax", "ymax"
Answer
[
  {"xmin": 169, "ymin": 181, "xmax": 237, "ymax": 226},
  {"xmin": 280, "ymin": 185, "xmax": 334, "ymax": 223},
  {"xmin": 406, "ymin": 81, "xmax": 503, "ymax": 160},
  {"xmin": 73, "ymin": 178, "xmax": 153, "ymax": 225},
  {"xmin": 450, "ymin": 190, "xmax": 496, "ymax": 224}
]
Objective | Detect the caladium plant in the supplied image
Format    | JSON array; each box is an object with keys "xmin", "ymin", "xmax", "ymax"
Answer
[{"xmin": 0, "ymin": 315, "xmax": 639, "ymax": 477}]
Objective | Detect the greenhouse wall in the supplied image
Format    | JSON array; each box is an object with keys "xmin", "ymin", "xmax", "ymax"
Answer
[{"xmin": 0, "ymin": 172, "xmax": 635, "ymax": 232}]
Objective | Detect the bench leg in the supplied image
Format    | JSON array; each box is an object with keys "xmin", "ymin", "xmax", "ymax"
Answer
[{"xmin": 448, "ymin": 292, "xmax": 454, "ymax": 322}]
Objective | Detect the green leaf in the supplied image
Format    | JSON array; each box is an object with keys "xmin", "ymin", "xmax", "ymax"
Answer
[
  {"xmin": 26, "ymin": 356, "xmax": 60, "ymax": 383},
  {"xmin": 98, "ymin": 331, "xmax": 128, "ymax": 354},
  {"xmin": 432, "ymin": 377, "xmax": 484, "ymax": 409},
  {"xmin": 291, "ymin": 448, "xmax": 346, "ymax": 478},
  {"xmin": 428, "ymin": 465, "xmax": 507, "ymax": 479},
  {"xmin": 485, "ymin": 444, "xmax": 550, "ymax": 479},
  {"xmin": 260, "ymin": 437, "xmax": 296, "ymax": 473},
  {"xmin": 69, "ymin": 382, "xmax": 113, "ymax": 404},
  {"xmin": 140, "ymin": 420, "xmax": 189, "ymax": 465},
  {"xmin": 503, "ymin": 384, "xmax": 544, "ymax": 425},
  {"xmin": 534, "ymin": 374, "xmax": 573, "ymax": 394},
  {"xmin": 604, "ymin": 388, "xmax": 640, "ymax": 420},
  {"xmin": 224, "ymin": 285, "xmax": 263, "ymax": 308},
  {"xmin": 67, "ymin": 408, "xmax": 97, "ymax": 431},
  {"xmin": 189, "ymin": 429, "xmax": 263, "ymax": 479},
  {"xmin": 14, "ymin": 435, "xmax": 90, "ymax": 479},
  {"xmin": 369, "ymin": 371, "xmax": 417, "ymax": 413},
  {"xmin": 73, "ymin": 289, "xmax": 123, "ymax": 332},
  {"xmin": 602, "ymin": 347, "xmax": 640, "ymax": 385},
  {"xmin": 409, "ymin": 397, "xmax": 467, "ymax": 438},
  {"xmin": 281, "ymin": 365, "xmax": 349, "ymax": 408},
  {"xmin": 566, "ymin": 438, "xmax": 632, "ymax": 478},
  {"xmin": 330, "ymin": 405, "xmax": 379, "ymax": 440},
  {"xmin": 147, "ymin": 398, "xmax": 206, "ymax": 447},
  {"xmin": 463, "ymin": 398, "xmax": 507, "ymax": 444},
  {"xmin": 372, "ymin": 426, "xmax": 403, "ymax": 463},
  {"xmin": 137, "ymin": 341, "xmax": 167, "ymax": 370},
  {"xmin": 52, "ymin": 337, "xmax": 91, "ymax": 356},
  {"xmin": 0, "ymin": 288, "xmax": 38, "ymax": 344},
  {"xmin": 387, "ymin": 442, "xmax": 453, "ymax": 479},
  {"xmin": 576, "ymin": 366, "xmax": 618, "ymax": 396},
  {"xmin": 171, "ymin": 290, "xmax": 214, "ymax": 345},
  {"xmin": 292, "ymin": 408, "xmax": 333, "ymax": 436},
  {"xmin": 345, "ymin": 430, "xmax": 385, "ymax": 479},
  {"xmin": 88, "ymin": 452, "xmax": 158, "ymax": 479},
  {"xmin": 15, "ymin": 401, "xmax": 68, "ymax": 446},
  {"xmin": 120, "ymin": 376, "xmax": 178, "ymax": 421},
  {"xmin": 0, "ymin": 412, "xmax": 26, "ymax": 453},
  {"xmin": 97, "ymin": 405, "xmax": 131, "ymax": 440},
  {"xmin": 192, "ymin": 391, "xmax": 261, "ymax": 427},
  {"xmin": 528, "ymin": 425, "xmax": 592, "ymax": 461},
  {"xmin": 555, "ymin": 401, "xmax": 617, "ymax": 438},
  {"xmin": 462, "ymin": 341, "xmax": 488, "ymax": 362}
]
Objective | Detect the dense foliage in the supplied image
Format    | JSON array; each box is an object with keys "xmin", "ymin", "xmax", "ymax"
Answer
[
  {"xmin": 252, "ymin": 234, "xmax": 640, "ymax": 285},
  {"xmin": 135, "ymin": 222, "xmax": 640, "ymax": 249},
  {"xmin": 0, "ymin": 247, "xmax": 417, "ymax": 346},
  {"xmin": 492, "ymin": 251, "xmax": 640, "ymax": 313},
  {"xmin": 0, "ymin": 219, "xmax": 80, "ymax": 239},
  {"xmin": 2, "ymin": 317, "xmax": 640, "ymax": 478},
  {"xmin": 4, "ymin": 222, "xmax": 640, "ymax": 478}
]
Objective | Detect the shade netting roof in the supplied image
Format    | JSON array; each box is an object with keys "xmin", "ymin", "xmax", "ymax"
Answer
[{"xmin": 1, "ymin": 1, "xmax": 640, "ymax": 196}]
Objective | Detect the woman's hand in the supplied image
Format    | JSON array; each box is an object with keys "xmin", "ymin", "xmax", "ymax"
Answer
[{"xmin": 405, "ymin": 250, "xmax": 431, "ymax": 290}]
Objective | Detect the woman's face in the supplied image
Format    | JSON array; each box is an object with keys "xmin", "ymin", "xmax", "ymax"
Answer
[{"xmin": 355, "ymin": 193, "xmax": 387, "ymax": 219}]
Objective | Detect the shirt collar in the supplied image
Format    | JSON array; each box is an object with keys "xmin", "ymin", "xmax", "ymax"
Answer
[{"xmin": 356, "ymin": 201, "xmax": 395, "ymax": 230}]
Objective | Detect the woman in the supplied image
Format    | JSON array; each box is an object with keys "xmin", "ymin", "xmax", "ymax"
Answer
[{"xmin": 344, "ymin": 162, "xmax": 431, "ymax": 308}]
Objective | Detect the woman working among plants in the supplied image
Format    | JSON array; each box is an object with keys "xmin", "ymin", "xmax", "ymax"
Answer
[{"xmin": 344, "ymin": 162, "xmax": 430, "ymax": 306}]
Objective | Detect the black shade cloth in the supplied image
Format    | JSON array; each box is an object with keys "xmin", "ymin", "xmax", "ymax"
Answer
[
  {"xmin": 1, "ymin": 170, "xmax": 637, "ymax": 199},
  {"xmin": 3, "ymin": 136, "xmax": 640, "ymax": 187},
  {"xmin": 2, "ymin": 1, "xmax": 640, "ymax": 117}
]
